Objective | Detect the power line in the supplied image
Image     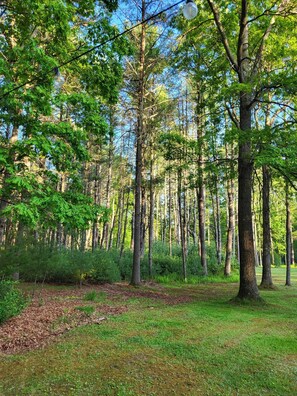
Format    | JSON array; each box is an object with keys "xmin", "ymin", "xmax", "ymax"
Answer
[{"xmin": 0, "ymin": 0, "xmax": 184, "ymax": 100}]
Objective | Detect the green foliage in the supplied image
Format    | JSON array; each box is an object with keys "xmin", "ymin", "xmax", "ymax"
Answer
[
  {"xmin": 0, "ymin": 281, "xmax": 27, "ymax": 324},
  {"xmin": 90, "ymin": 249, "xmax": 121, "ymax": 284},
  {"xmin": 84, "ymin": 291, "xmax": 106, "ymax": 302},
  {"xmin": 0, "ymin": 240, "xmax": 238, "ymax": 285},
  {"xmin": 75, "ymin": 305, "xmax": 95, "ymax": 316}
]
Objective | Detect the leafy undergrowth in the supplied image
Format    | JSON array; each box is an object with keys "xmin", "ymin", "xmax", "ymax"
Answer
[{"xmin": 0, "ymin": 268, "xmax": 296, "ymax": 395}]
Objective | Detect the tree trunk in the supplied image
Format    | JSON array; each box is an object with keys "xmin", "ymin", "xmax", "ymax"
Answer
[
  {"xmin": 101, "ymin": 130, "xmax": 113, "ymax": 249},
  {"xmin": 168, "ymin": 170, "xmax": 173, "ymax": 256},
  {"xmin": 120, "ymin": 191, "xmax": 130, "ymax": 258},
  {"xmin": 148, "ymin": 158, "xmax": 154, "ymax": 278},
  {"xmin": 236, "ymin": 2, "xmax": 259, "ymax": 300},
  {"xmin": 197, "ymin": 184, "xmax": 207, "ymax": 276},
  {"xmin": 285, "ymin": 182, "xmax": 291, "ymax": 286},
  {"xmin": 0, "ymin": 123, "xmax": 19, "ymax": 246},
  {"xmin": 178, "ymin": 169, "xmax": 187, "ymax": 281},
  {"xmin": 196, "ymin": 86, "xmax": 207, "ymax": 276},
  {"xmin": 92, "ymin": 162, "xmax": 101, "ymax": 251},
  {"xmin": 224, "ymin": 177, "xmax": 235, "ymax": 276},
  {"xmin": 215, "ymin": 179, "xmax": 222, "ymax": 266},
  {"xmin": 260, "ymin": 165, "xmax": 274, "ymax": 288},
  {"xmin": 116, "ymin": 189, "xmax": 124, "ymax": 249},
  {"xmin": 131, "ymin": 2, "xmax": 146, "ymax": 285}
]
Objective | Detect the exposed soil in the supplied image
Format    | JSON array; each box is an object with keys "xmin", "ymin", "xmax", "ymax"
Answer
[{"xmin": 0, "ymin": 283, "xmax": 193, "ymax": 355}]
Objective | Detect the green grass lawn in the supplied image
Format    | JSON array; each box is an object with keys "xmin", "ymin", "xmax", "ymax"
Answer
[{"xmin": 0, "ymin": 267, "xmax": 296, "ymax": 396}]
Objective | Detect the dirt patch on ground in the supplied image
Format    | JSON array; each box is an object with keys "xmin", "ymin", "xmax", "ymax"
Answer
[{"xmin": 0, "ymin": 283, "xmax": 193, "ymax": 355}]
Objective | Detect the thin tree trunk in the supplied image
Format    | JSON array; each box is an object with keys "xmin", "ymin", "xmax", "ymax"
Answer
[
  {"xmin": 215, "ymin": 178, "xmax": 222, "ymax": 265},
  {"xmin": 116, "ymin": 189, "xmax": 124, "ymax": 249},
  {"xmin": 92, "ymin": 162, "xmax": 101, "ymax": 251},
  {"xmin": 196, "ymin": 86, "xmax": 207, "ymax": 276},
  {"xmin": 260, "ymin": 165, "xmax": 274, "ymax": 288},
  {"xmin": 101, "ymin": 130, "xmax": 113, "ymax": 249},
  {"xmin": 120, "ymin": 192, "xmax": 130, "ymax": 258},
  {"xmin": 169, "ymin": 170, "xmax": 173, "ymax": 256},
  {"xmin": 285, "ymin": 182, "xmax": 292, "ymax": 286},
  {"xmin": 225, "ymin": 177, "xmax": 235, "ymax": 276},
  {"xmin": 0, "ymin": 123, "xmax": 19, "ymax": 245},
  {"xmin": 148, "ymin": 158, "xmax": 154, "ymax": 278},
  {"xmin": 131, "ymin": 0, "xmax": 146, "ymax": 285},
  {"xmin": 178, "ymin": 169, "xmax": 187, "ymax": 281}
]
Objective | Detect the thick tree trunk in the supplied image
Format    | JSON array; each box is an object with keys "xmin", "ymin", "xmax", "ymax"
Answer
[
  {"xmin": 236, "ymin": 2, "xmax": 259, "ymax": 300},
  {"xmin": 260, "ymin": 165, "xmax": 274, "ymax": 288},
  {"xmin": 237, "ymin": 110, "xmax": 259, "ymax": 299}
]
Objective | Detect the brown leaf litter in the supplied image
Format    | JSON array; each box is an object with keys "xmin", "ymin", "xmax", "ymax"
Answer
[{"xmin": 0, "ymin": 283, "xmax": 192, "ymax": 355}]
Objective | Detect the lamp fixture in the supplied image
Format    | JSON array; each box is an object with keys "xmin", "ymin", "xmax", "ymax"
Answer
[{"xmin": 182, "ymin": 0, "xmax": 198, "ymax": 20}]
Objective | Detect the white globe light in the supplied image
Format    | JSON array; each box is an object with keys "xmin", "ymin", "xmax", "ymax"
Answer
[{"xmin": 182, "ymin": 0, "xmax": 198, "ymax": 20}]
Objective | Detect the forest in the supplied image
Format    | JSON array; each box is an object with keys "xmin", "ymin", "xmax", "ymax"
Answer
[
  {"xmin": 1, "ymin": 0, "xmax": 297, "ymax": 295},
  {"xmin": 0, "ymin": 0, "xmax": 297, "ymax": 394}
]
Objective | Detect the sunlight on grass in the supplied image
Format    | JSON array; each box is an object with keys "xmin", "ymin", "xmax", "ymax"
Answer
[{"xmin": 0, "ymin": 267, "xmax": 296, "ymax": 395}]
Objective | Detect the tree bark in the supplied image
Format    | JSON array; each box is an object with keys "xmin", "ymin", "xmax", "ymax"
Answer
[
  {"xmin": 224, "ymin": 176, "xmax": 235, "ymax": 276},
  {"xmin": 260, "ymin": 165, "xmax": 274, "ymax": 288},
  {"xmin": 285, "ymin": 182, "xmax": 292, "ymax": 286},
  {"xmin": 131, "ymin": 0, "xmax": 146, "ymax": 285},
  {"xmin": 178, "ymin": 169, "xmax": 187, "ymax": 281},
  {"xmin": 148, "ymin": 158, "xmax": 154, "ymax": 278},
  {"xmin": 207, "ymin": 0, "xmax": 260, "ymax": 299},
  {"xmin": 168, "ymin": 170, "xmax": 173, "ymax": 256},
  {"xmin": 236, "ymin": 2, "xmax": 259, "ymax": 299}
]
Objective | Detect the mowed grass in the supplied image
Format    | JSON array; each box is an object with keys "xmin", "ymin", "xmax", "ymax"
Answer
[{"xmin": 0, "ymin": 268, "xmax": 297, "ymax": 396}]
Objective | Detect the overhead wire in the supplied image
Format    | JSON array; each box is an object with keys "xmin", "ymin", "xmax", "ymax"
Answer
[{"xmin": 0, "ymin": 0, "xmax": 184, "ymax": 100}]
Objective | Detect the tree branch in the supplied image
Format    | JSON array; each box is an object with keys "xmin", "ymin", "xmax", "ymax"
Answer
[
  {"xmin": 206, "ymin": 0, "xmax": 238, "ymax": 72},
  {"xmin": 225, "ymin": 103, "xmax": 240, "ymax": 128},
  {"xmin": 251, "ymin": 0, "xmax": 291, "ymax": 76}
]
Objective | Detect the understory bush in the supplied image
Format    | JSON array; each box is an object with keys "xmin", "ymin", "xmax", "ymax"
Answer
[
  {"xmin": 91, "ymin": 249, "xmax": 121, "ymax": 283},
  {"xmin": 0, "ymin": 281, "xmax": 27, "ymax": 324},
  {"xmin": 0, "ymin": 240, "xmax": 239, "ymax": 285}
]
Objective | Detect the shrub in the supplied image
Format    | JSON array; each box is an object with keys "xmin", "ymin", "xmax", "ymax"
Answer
[
  {"xmin": 0, "ymin": 281, "xmax": 27, "ymax": 324},
  {"xmin": 118, "ymin": 250, "xmax": 133, "ymax": 280},
  {"xmin": 90, "ymin": 249, "xmax": 121, "ymax": 283}
]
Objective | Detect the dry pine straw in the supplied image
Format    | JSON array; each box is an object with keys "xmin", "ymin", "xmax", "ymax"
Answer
[{"xmin": 0, "ymin": 283, "xmax": 192, "ymax": 355}]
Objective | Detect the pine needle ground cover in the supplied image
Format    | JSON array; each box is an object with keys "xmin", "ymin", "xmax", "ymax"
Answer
[{"xmin": 0, "ymin": 268, "xmax": 296, "ymax": 396}]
